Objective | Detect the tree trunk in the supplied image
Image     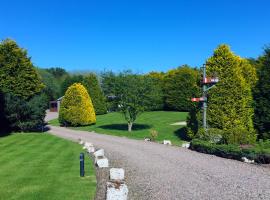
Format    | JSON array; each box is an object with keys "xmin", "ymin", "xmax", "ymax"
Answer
[{"xmin": 128, "ymin": 122, "xmax": 133, "ymax": 132}]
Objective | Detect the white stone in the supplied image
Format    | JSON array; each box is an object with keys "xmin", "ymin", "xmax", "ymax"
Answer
[
  {"xmin": 110, "ymin": 168, "xmax": 125, "ymax": 181},
  {"xmin": 163, "ymin": 140, "xmax": 172, "ymax": 145},
  {"xmin": 87, "ymin": 146, "xmax": 95, "ymax": 153},
  {"xmin": 144, "ymin": 138, "xmax": 151, "ymax": 141},
  {"xmin": 84, "ymin": 142, "xmax": 93, "ymax": 148},
  {"xmin": 106, "ymin": 182, "xmax": 128, "ymax": 200},
  {"xmin": 94, "ymin": 149, "xmax": 105, "ymax": 158},
  {"xmin": 181, "ymin": 143, "xmax": 190, "ymax": 148},
  {"xmin": 96, "ymin": 157, "xmax": 109, "ymax": 168},
  {"xmin": 79, "ymin": 140, "xmax": 84, "ymax": 145},
  {"xmin": 241, "ymin": 157, "xmax": 255, "ymax": 163}
]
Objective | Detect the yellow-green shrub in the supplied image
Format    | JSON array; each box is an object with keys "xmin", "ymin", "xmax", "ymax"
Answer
[{"xmin": 59, "ymin": 83, "xmax": 96, "ymax": 126}]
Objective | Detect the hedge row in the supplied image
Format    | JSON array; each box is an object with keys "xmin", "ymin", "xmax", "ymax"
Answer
[{"xmin": 190, "ymin": 139, "xmax": 270, "ymax": 164}]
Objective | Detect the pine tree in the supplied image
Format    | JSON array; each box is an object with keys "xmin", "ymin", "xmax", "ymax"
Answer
[
  {"xmin": 253, "ymin": 47, "xmax": 270, "ymax": 139},
  {"xmin": 59, "ymin": 83, "xmax": 96, "ymax": 126},
  {"xmin": 206, "ymin": 44, "xmax": 257, "ymax": 144},
  {"xmin": 83, "ymin": 74, "xmax": 107, "ymax": 115},
  {"xmin": 0, "ymin": 39, "xmax": 44, "ymax": 99}
]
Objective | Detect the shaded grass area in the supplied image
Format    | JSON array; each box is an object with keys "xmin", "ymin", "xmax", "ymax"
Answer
[
  {"xmin": 0, "ymin": 133, "xmax": 96, "ymax": 200},
  {"xmin": 49, "ymin": 111, "xmax": 188, "ymax": 145}
]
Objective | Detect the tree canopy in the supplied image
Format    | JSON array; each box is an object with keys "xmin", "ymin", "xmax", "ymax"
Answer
[
  {"xmin": 163, "ymin": 65, "xmax": 200, "ymax": 111},
  {"xmin": 0, "ymin": 39, "xmax": 44, "ymax": 99},
  {"xmin": 205, "ymin": 44, "xmax": 257, "ymax": 144},
  {"xmin": 253, "ymin": 47, "xmax": 270, "ymax": 139}
]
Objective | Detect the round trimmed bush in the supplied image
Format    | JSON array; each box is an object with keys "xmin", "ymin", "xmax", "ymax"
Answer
[{"xmin": 59, "ymin": 83, "xmax": 96, "ymax": 126}]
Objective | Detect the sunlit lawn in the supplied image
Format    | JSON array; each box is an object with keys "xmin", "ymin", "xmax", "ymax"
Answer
[
  {"xmin": 0, "ymin": 133, "xmax": 96, "ymax": 200},
  {"xmin": 50, "ymin": 111, "xmax": 188, "ymax": 145}
]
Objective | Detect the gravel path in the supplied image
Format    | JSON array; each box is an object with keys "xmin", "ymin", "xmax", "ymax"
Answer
[{"xmin": 47, "ymin": 125, "xmax": 270, "ymax": 200}]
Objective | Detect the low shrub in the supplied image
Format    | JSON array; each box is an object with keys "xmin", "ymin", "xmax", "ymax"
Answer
[
  {"xmin": 223, "ymin": 127, "xmax": 257, "ymax": 145},
  {"xmin": 190, "ymin": 139, "xmax": 270, "ymax": 164},
  {"xmin": 196, "ymin": 128, "xmax": 223, "ymax": 143},
  {"xmin": 4, "ymin": 93, "xmax": 47, "ymax": 131},
  {"xmin": 149, "ymin": 129, "xmax": 158, "ymax": 141}
]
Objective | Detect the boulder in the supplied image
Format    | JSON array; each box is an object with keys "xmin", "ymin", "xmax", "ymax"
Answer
[
  {"xmin": 110, "ymin": 168, "xmax": 125, "ymax": 181},
  {"xmin": 106, "ymin": 182, "xmax": 128, "ymax": 200}
]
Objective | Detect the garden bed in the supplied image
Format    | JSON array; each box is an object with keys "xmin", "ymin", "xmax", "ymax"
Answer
[{"xmin": 190, "ymin": 139, "xmax": 270, "ymax": 164}]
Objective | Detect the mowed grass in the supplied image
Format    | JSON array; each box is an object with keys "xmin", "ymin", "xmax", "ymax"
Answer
[
  {"xmin": 50, "ymin": 111, "xmax": 188, "ymax": 145},
  {"xmin": 0, "ymin": 133, "xmax": 96, "ymax": 200}
]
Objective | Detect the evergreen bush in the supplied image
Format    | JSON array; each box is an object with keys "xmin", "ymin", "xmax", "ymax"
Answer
[{"xmin": 59, "ymin": 83, "xmax": 96, "ymax": 126}]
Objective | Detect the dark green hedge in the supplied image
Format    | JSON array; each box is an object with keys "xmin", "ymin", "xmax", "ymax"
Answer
[{"xmin": 190, "ymin": 139, "xmax": 270, "ymax": 164}]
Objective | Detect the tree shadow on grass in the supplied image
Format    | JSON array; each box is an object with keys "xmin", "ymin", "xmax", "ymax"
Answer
[
  {"xmin": 98, "ymin": 123, "xmax": 151, "ymax": 131},
  {"xmin": 174, "ymin": 127, "xmax": 191, "ymax": 141}
]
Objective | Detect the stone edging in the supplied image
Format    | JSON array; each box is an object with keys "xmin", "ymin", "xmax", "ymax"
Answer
[{"xmin": 78, "ymin": 138, "xmax": 128, "ymax": 200}]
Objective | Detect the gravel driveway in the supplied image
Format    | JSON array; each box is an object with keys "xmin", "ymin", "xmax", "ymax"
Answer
[{"xmin": 47, "ymin": 125, "xmax": 270, "ymax": 200}]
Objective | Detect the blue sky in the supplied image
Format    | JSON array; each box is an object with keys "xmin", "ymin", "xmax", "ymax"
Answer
[{"xmin": 1, "ymin": 0, "xmax": 269, "ymax": 73}]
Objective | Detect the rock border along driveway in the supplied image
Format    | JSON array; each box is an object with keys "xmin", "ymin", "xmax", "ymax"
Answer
[{"xmin": 48, "ymin": 125, "xmax": 270, "ymax": 200}]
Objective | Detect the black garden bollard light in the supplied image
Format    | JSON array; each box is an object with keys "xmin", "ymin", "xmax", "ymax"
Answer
[{"xmin": 80, "ymin": 153, "xmax": 85, "ymax": 177}]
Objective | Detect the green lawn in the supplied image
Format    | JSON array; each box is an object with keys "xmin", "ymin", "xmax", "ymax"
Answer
[
  {"xmin": 50, "ymin": 111, "xmax": 188, "ymax": 145},
  {"xmin": 0, "ymin": 133, "xmax": 96, "ymax": 200}
]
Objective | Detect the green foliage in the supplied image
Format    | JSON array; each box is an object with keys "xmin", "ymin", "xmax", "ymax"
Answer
[
  {"xmin": 188, "ymin": 44, "xmax": 257, "ymax": 144},
  {"xmin": 61, "ymin": 74, "xmax": 107, "ymax": 115},
  {"xmin": 163, "ymin": 65, "xmax": 200, "ymax": 111},
  {"xmin": 196, "ymin": 128, "xmax": 224, "ymax": 143},
  {"xmin": 0, "ymin": 91, "xmax": 9, "ymax": 134},
  {"xmin": 253, "ymin": 47, "xmax": 270, "ymax": 139},
  {"xmin": 149, "ymin": 129, "xmax": 158, "ymax": 141},
  {"xmin": 61, "ymin": 75, "xmax": 84, "ymax": 96},
  {"xmin": 101, "ymin": 71, "xmax": 165, "ymax": 112},
  {"xmin": 114, "ymin": 72, "xmax": 160, "ymax": 131},
  {"xmin": 190, "ymin": 139, "xmax": 270, "ymax": 164},
  {"xmin": 82, "ymin": 73, "xmax": 107, "ymax": 115},
  {"xmin": 46, "ymin": 67, "xmax": 68, "ymax": 79},
  {"xmin": 100, "ymin": 71, "xmax": 124, "ymax": 112},
  {"xmin": 4, "ymin": 93, "xmax": 47, "ymax": 131},
  {"xmin": 223, "ymin": 127, "xmax": 256, "ymax": 144},
  {"xmin": 37, "ymin": 68, "xmax": 61, "ymax": 101},
  {"xmin": 0, "ymin": 39, "xmax": 44, "ymax": 99},
  {"xmin": 144, "ymin": 72, "xmax": 165, "ymax": 110},
  {"xmin": 59, "ymin": 83, "xmax": 96, "ymax": 126}
]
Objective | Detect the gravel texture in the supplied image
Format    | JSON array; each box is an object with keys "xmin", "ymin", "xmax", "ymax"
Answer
[{"xmin": 48, "ymin": 125, "xmax": 270, "ymax": 200}]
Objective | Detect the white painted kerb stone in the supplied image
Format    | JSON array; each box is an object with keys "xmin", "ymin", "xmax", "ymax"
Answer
[
  {"xmin": 110, "ymin": 168, "xmax": 125, "ymax": 181},
  {"xmin": 181, "ymin": 143, "xmax": 190, "ymax": 148},
  {"xmin": 87, "ymin": 146, "xmax": 95, "ymax": 153},
  {"xmin": 163, "ymin": 140, "xmax": 172, "ymax": 145},
  {"xmin": 94, "ymin": 149, "xmax": 105, "ymax": 157},
  {"xmin": 106, "ymin": 182, "xmax": 128, "ymax": 200},
  {"xmin": 96, "ymin": 157, "xmax": 109, "ymax": 168},
  {"xmin": 241, "ymin": 157, "xmax": 255, "ymax": 163}
]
